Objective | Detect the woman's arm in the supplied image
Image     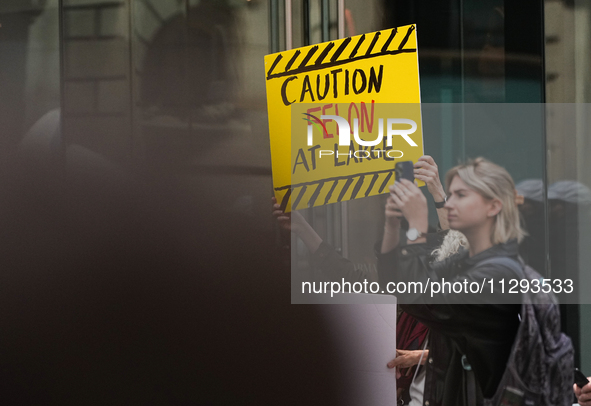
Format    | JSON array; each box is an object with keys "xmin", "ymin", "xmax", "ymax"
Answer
[
  {"xmin": 272, "ymin": 197, "xmax": 371, "ymax": 283},
  {"xmin": 414, "ymin": 155, "xmax": 449, "ymax": 230},
  {"xmin": 377, "ymin": 187, "xmax": 434, "ymax": 293},
  {"xmin": 389, "ymin": 179, "xmax": 429, "ymax": 245},
  {"xmin": 380, "ymin": 195, "xmax": 403, "ymax": 253},
  {"xmin": 272, "ymin": 197, "xmax": 322, "ymax": 253}
]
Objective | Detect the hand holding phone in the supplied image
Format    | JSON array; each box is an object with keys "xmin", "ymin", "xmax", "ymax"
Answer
[
  {"xmin": 575, "ymin": 368, "xmax": 590, "ymax": 388},
  {"xmin": 395, "ymin": 161, "xmax": 415, "ymax": 183}
]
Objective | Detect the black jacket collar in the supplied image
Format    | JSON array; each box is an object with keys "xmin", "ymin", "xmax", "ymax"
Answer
[{"xmin": 463, "ymin": 239, "xmax": 520, "ymax": 267}]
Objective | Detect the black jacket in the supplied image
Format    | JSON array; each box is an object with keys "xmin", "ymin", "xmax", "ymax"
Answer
[{"xmin": 377, "ymin": 237, "xmax": 522, "ymax": 406}]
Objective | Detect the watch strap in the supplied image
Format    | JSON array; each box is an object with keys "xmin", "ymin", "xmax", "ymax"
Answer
[{"xmin": 434, "ymin": 196, "xmax": 447, "ymax": 209}]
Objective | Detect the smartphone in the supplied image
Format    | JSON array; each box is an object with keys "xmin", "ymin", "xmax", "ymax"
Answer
[
  {"xmin": 575, "ymin": 368, "xmax": 589, "ymax": 388},
  {"xmin": 395, "ymin": 161, "xmax": 415, "ymax": 183}
]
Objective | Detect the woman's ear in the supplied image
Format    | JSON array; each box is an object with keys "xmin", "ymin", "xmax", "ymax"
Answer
[{"xmin": 488, "ymin": 199, "xmax": 502, "ymax": 217}]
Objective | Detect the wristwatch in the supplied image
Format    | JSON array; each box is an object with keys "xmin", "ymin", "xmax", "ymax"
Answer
[
  {"xmin": 434, "ymin": 195, "xmax": 447, "ymax": 209},
  {"xmin": 406, "ymin": 228, "xmax": 423, "ymax": 241}
]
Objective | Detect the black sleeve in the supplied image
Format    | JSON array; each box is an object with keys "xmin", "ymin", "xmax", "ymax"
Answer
[
  {"xmin": 375, "ymin": 230, "xmax": 448, "ymax": 294},
  {"xmin": 376, "ymin": 241, "xmax": 438, "ymax": 301},
  {"xmin": 378, "ymin": 242, "xmax": 522, "ymax": 336}
]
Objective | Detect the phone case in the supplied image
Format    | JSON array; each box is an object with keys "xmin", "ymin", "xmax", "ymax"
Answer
[
  {"xmin": 395, "ymin": 161, "xmax": 414, "ymax": 183},
  {"xmin": 575, "ymin": 368, "xmax": 589, "ymax": 388}
]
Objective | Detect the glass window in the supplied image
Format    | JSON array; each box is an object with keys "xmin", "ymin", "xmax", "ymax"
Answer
[
  {"xmin": 544, "ymin": 0, "xmax": 591, "ymax": 374},
  {"xmin": 0, "ymin": 0, "xmax": 61, "ymax": 160}
]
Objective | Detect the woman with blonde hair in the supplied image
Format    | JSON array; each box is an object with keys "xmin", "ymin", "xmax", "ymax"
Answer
[{"xmin": 378, "ymin": 157, "xmax": 526, "ymax": 406}]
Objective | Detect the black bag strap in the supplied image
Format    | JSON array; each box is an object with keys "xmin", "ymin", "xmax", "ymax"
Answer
[
  {"xmin": 476, "ymin": 255, "xmax": 554, "ymax": 307},
  {"xmin": 456, "ymin": 346, "xmax": 482, "ymax": 406},
  {"xmin": 467, "ymin": 368, "xmax": 477, "ymax": 406},
  {"xmin": 476, "ymin": 256, "xmax": 525, "ymax": 278}
]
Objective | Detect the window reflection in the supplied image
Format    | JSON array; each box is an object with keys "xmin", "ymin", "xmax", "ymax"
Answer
[
  {"xmin": 0, "ymin": 0, "xmax": 59, "ymax": 158},
  {"xmin": 3, "ymin": 0, "xmax": 591, "ymax": 382},
  {"xmin": 138, "ymin": 0, "xmax": 241, "ymax": 166}
]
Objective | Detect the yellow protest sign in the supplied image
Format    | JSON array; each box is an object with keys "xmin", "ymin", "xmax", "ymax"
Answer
[{"xmin": 265, "ymin": 24, "xmax": 423, "ymax": 212}]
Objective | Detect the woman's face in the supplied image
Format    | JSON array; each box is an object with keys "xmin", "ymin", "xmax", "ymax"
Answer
[{"xmin": 445, "ymin": 175, "xmax": 498, "ymax": 233}]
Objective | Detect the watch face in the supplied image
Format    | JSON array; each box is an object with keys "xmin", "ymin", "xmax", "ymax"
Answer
[{"xmin": 407, "ymin": 228, "xmax": 419, "ymax": 240}]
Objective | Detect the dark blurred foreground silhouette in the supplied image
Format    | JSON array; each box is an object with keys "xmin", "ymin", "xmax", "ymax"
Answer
[{"xmin": 0, "ymin": 156, "xmax": 342, "ymax": 405}]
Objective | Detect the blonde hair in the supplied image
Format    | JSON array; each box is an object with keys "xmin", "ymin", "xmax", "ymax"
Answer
[{"xmin": 445, "ymin": 157, "xmax": 525, "ymax": 245}]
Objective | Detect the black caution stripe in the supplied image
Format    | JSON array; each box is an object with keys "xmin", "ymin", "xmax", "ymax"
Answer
[
  {"xmin": 276, "ymin": 169, "xmax": 396, "ymax": 211},
  {"xmin": 266, "ymin": 25, "xmax": 416, "ymax": 81}
]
